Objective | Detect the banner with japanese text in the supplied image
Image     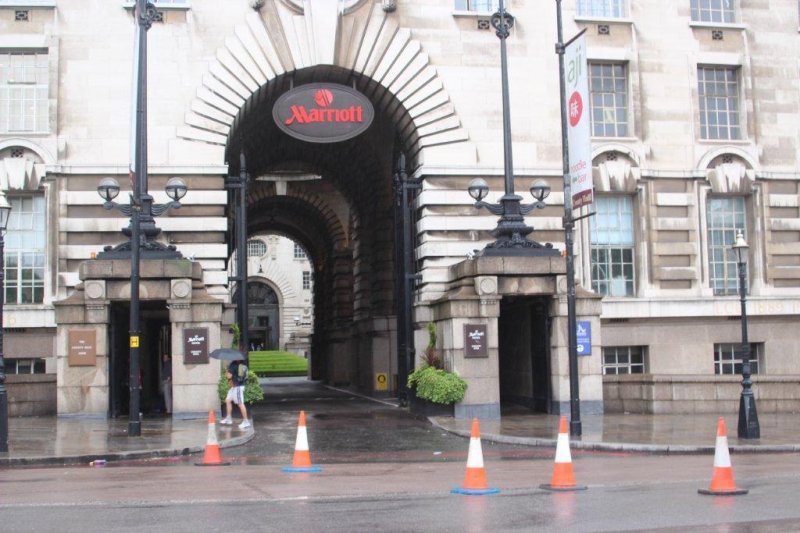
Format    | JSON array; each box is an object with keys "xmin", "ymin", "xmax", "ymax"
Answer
[{"xmin": 564, "ymin": 33, "xmax": 593, "ymax": 208}]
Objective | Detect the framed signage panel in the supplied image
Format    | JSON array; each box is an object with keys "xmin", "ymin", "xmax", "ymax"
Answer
[
  {"xmin": 183, "ymin": 328, "xmax": 209, "ymax": 364},
  {"xmin": 68, "ymin": 330, "xmax": 97, "ymax": 366},
  {"xmin": 464, "ymin": 324, "xmax": 488, "ymax": 358}
]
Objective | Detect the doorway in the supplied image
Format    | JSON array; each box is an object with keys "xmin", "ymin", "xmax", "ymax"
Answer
[
  {"xmin": 498, "ymin": 297, "xmax": 552, "ymax": 413},
  {"xmin": 109, "ymin": 301, "xmax": 171, "ymax": 417}
]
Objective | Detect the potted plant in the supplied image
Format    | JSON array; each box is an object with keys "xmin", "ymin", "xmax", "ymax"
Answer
[{"xmin": 407, "ymin": 322, "xmax": 467, "ymax": 417}]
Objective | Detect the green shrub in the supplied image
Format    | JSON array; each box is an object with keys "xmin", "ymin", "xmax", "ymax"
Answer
[
  {"xmin": 407, "ymin": 366, "xmax": 467, "ymax": 405},
  {"xmin": 248, "ymin": 350, "xmax": 308, "ymax": 377},
  {"xmin": 217, "ymin": 368, "xmax": 264, "ymax": 404}
]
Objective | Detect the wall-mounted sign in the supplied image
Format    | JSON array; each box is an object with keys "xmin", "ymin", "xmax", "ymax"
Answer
[
  {"xmin": 375, "ymin": 372, "xmax": 388, "ymax": 391},
  {"xmin": 272, "ymin": 83, "xmax": 375, "ymax": 143},
  {"xmin": 464, "ymin": 324, "xmax": 488, "ymax": 358},
  {"xmin": 576, "ymin": 320, "xmax": 591, "ymax": 356},
  {"xmin": 68, "ymin": 330, "xmax": 97, "ymax": 366},
  {"xmin": 183, "ymin": 327, "xmax": 209, "ymax": 364}
]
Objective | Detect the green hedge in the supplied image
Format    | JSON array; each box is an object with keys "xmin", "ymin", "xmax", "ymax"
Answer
[{"xmin": 248, "ymin": 350, "xmax": 308, "ymax": 377}]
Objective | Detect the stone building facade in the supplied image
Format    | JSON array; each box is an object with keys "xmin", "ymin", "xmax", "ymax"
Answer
[{"xmin": 1, "ymin": 0, "xmax": 799, "ymax": 418}]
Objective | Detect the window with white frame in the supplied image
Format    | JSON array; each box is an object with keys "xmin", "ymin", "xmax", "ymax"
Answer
[
  {"xmin": 698, "ymin": 66, "xmax": 741, "ymax": 140},
  {"xmin": 691, "ymin": 0, "xmax": 735, "ymax": 23},
  {"xmin": 707, "ymin": 196, "xmax": 746, "ymax": 295},
  {"xmin": 0, "ymin": 50, "xmax": 49, "ymax": 133},
  {"xmin": 576, "ymin": 0, "xmax": 627, "ymax": 18},
  {"xmin": 591, "ymin": 196, "xmax": 635, "ymax": 296},
  {"xmin": 589, "ymin": 62, "xmax": 629, "ymax": 137},
  {"xmin": 603, "ymin": 346, "xmax": 645, "ymax": 374},
  {"xmin": 4, "ymin": 357, "xmax": 46, "ymax": 375},
  {"xmin": 302, "ymin": 271, "xmax": 312, "ymax": 290},
  {"xmin": 454, "ymin": 0, "xmax": 498, "ymax": 11},
  {"xmin": 714, "ymin": 343, "xmax": 760, "ymax": 375},
  {"xmin": 5, "ymin": 195, "xmax": 46, "ymax": 304},
  {"xmin": 247, "ymin": 239, "xmax": 267, "ymax": 257},
  {"xmin": 293, "ymin": 243, "xmax": 307, "ymax": 259}
]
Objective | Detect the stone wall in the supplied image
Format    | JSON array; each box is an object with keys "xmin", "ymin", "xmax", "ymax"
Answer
[
  {"xmin": 603, "ymin": 374, "xmax": 800, "ymax": 414},
  {"xmin": 6, "ymin": 375, "xmax": 57, "ymax": 417}
]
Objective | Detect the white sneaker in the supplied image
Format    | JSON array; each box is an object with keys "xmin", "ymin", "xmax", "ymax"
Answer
[
  {"xmin": 219, "ymin": 417, "xmax": 233, "ymax": 425},
  {"xmin": 238, "ymin": 420, "xmax": 252, "ymax": 429}
]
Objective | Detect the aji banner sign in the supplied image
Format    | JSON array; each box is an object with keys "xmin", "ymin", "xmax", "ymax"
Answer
[
  {"xmin": 564, "ymin": 32, "xmax": 593, "ymax": 208},
  {"xmin": 273, "ymin": 83, "xmax": 375, "ymax": 143}
]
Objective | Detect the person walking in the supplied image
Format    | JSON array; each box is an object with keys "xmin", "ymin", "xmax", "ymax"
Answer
[
  {"xmin": 162, "ymin": 353, "xmax": 172, "ymax": 415},
  {"xmin": 221, "ymin": 359, "xmax": 251, "ymax": 429}
]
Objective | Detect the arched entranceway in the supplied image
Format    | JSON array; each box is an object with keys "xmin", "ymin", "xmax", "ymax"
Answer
[
  {"xmin": 234, "ymin": 281, "xmax": 280, "ymax": 351},
  {"xmin": 178, "ymin": 1, "xmax": 473, "ymax": 399}
]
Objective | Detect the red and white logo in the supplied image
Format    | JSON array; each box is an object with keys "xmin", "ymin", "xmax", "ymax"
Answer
[
  {"xmin": 314, "ymin": 89, "xmax": 334, "ymax": 107},
  {"xmin": 568, "ymin": 91, "xmax": 583, "ymax": 127}
]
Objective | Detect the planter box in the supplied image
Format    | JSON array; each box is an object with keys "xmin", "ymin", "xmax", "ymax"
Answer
[{"xmin": 409, "ymin": 391, "xmax": 454, "ymax": 417}]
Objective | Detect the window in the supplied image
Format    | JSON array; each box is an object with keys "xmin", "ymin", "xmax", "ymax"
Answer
[
  {"xmin": 0, "ymin": 51, "xmax": 49, "ymax": 133},
  {"xmin": 698, "ymin": 66, "xmax": 741, "ymax": 140},
  {"xmin": 4, "ymin": 358, "xmax": 46, "ymax": 374},
  {"xmin": 707, "ymin": 197, "xmax": 745, "ymax": 295},
  {"xmin": 591, "ymin": 196, "xmax": 635, "ymax": 296},
  {"xmin": 576, "ymin": 0, "xmax": 627, "ymax": 18},
  {"xmin": 247, "ymin": 239, "xmax": 266, "ymax": 257},
  {"xmin": 603, "ymin": 346, "xmax": 645, "ymax": 374},
  {"xmin": 454, "ymin": 0, "xmax": 497, "ymax": 11},
  {"xmin": 714, "ymin": 343, "xmax": 760, "ymax": 375},
  {"xmin": 691, "ymin": 0, "xmax": 735, "ymax": 23},
  {"xmin": 293, "ymin": 243, "xmax": 307, "ymax": 259},
  {"xmin": 302, "ymin": 271, "xmax": 312, "ymax": 290},
  {"xmin": 5, "ymin": 195, "xmax": 46, "ymax": 304},
  {"xmin": 589, "ymin": 62, "xmax": 629, "ymax": 137}
]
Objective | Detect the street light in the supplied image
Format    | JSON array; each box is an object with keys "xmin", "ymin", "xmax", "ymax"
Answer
[
  {"xmin": 0, "ymin": 193, "xmax": 11, "ymax": 452},
  {"xmin": 467, "ymin": 0, "xmax": 559, "ymax": 257},
  {"xmin": 731, "ymin": 231, "xmax": 760, "ymax": 439},
  {"xmin": 97, "ymin": 177, "xmax": 186, "ymax": 435}
]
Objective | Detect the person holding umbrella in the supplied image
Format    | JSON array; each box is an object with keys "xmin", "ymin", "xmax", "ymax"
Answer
[{"xmin": 211, "ymin": 348, "xmax": 251, "ymax": 430}]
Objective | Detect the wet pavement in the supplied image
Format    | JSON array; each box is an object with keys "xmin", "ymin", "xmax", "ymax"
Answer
[{"xmin": 2, "ymin": 377, "xmax": 799, "ymax": 466}]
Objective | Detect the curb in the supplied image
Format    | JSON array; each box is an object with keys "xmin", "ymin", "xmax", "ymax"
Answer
[
  {"xmin": 428, "ymin": 418, "xmax": 800, "ymax": 455},
  {"xmin": 0, "ymin": 426, "xmax": 255, "ymax": 467}
]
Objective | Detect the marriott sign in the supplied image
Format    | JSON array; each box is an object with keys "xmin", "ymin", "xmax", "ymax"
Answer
[{"xmin": 273, "ymin": 83, "xmax": 375, "ymax": 143}]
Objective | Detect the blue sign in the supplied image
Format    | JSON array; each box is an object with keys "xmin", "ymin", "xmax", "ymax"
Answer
[{"xmin": 576, "ymin": 321, "xmax": 591, "ymax": 356}]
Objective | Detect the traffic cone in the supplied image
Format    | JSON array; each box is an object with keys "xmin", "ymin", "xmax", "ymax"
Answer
[
  {"xmin": 451, "ymin": 418, "xmax": 499, "ymax": 495},
  {"xmin": 195, "ymin": 410, "xmax": 231, "ymax": 466},
  {"xmin": 282, "ymin": 410, "xmax": 321, "ymax": 473},
  {"xmin": 698, "ymin": 417, "xmax": 748, "ymax": 495},
  {"xmin": 540, "ymin": 416, "xmax": 587, "ymax": 491}
]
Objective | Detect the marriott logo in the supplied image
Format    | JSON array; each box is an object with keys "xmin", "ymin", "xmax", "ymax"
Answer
[{"xmin": 284, "ymin": 88, "xmax": 364, "ymax": 125}]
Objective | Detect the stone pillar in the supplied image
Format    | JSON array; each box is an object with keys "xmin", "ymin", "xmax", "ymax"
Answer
[{"xmin": 54, "ymin": 277, "xmax": 109, "ymax": 416}]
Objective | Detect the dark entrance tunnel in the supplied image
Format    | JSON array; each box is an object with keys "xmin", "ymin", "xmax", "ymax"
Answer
[{"xmin": 222, "ymin": 66, "xmax": 421, "ymax": 396}]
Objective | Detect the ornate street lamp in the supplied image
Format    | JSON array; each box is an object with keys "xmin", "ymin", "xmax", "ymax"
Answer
[
  {"xmin": 467, "ymin": 0, "xmax": 559, "ymax": 257},
  {"xmin": 0, "ymin": 193, "xmax": 11, "ymax": 452},
  {"xmin": 97, "ymin": 177, "xmax": 186, "ymax": 435},
  {"xmin": 731, "ymin": 231, "xmax": 760, "ymax": 439}
]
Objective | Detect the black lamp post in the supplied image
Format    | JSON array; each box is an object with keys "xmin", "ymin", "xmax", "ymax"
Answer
[
  {"xmin": 468, "ymin": 0, "xmax": 559, "ymax": 257},
  {"xmin": 731, "ymin": 231, "xmax": 760, "ymax": 439},
  {"xmin": 0, "ymin": 194, "xmax": 12, "ymax": 452},
  {"xmin": 97, "ymin": 176, "xmax": 186, "ymax": 436}
]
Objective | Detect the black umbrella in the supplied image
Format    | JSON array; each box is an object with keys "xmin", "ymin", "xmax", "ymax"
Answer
[{"xmin": 209, "ymin": 348, "xmax": 245, "ymax": 361}]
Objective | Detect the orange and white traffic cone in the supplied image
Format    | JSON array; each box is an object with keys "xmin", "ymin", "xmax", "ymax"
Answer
[
  {"xmin": 540, "ymin": 416, "xmax": 586, "ymax": 491},
  {"xmin": 282, "ymin": 410, "xmax": 321, "ymax": 473},
  {"xmin": 195, "ymin": 410, "xmax": 231, "ymax": 466},
  {"xmin": 451, "ymin": 418, "xmax": 499, "ymax": 495},
  {"xmin": 698, "ymin": 417, "xmax": 748, "ymax": 495}
]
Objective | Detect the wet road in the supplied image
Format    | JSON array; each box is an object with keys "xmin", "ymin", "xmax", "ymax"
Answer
[{"xmin": 177, "ymin": 377, "xmax": 550, "ymax": 466}]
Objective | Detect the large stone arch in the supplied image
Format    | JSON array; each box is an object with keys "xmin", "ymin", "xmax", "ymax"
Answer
[{"xmin": 177, "ymin": 0, "xmax": 471, "ymax": 165}]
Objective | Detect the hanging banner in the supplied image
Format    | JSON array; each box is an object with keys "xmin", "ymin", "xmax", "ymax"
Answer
[{"xmin": 564, "ymin": 32, "xmax": 593, "ymax": 208}]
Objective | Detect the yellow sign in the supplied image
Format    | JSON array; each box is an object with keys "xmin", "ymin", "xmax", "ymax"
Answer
[
  {"xmin": 375, "ymin": 373, "xmax": 388, "ymax": 391},
  {"xmin": 130, "ymin": 336, "xmax": 140, "ymax": 348}
]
